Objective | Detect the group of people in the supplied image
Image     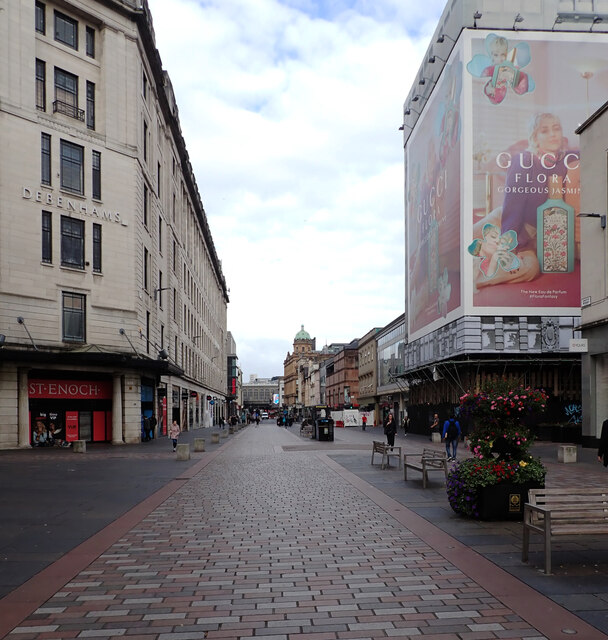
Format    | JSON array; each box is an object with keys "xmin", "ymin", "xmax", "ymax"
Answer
[{"xmin": 382, "ymin": 411, "xmax": 461, "ymax": 461}]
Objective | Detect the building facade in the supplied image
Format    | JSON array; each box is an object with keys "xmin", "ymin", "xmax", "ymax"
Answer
[
  {"xmin": 325, "ymin": 340, "xmax": 359, "ymax": 411},
  {"xmin": 399, "ymin": 0, "xmax": 604, "ymax": 435},
  {"xmin": 0, "ymin": 0, "xmax": 228, "ymax": 448},
  {"xmin": 241, "ymin": 375, "xmax": 279, "ymax": 413},
  {"xmin": 575, "ymin": 103, "xmax": 608, "ymax": 446},
  {"xmin": 376, "ymin": 315, "xmax": 408, "ymax": 427}
]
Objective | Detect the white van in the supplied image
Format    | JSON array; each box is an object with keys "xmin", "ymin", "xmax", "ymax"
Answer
[{"xmin": 261, "ymin": 411, "xmax": 269, "ymax": 419}]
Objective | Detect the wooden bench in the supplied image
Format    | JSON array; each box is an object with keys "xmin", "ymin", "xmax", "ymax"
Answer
[
  {"xmin": 371, "ymin": 441, "xmax": 402, "ymax": 469},
  {"xmin": 522, "ymin": 487, "xmax": 608, "ymax": 574},
  {"xmin": 403, "ymin": 448, "xmax": 448, "ymax": 488}
]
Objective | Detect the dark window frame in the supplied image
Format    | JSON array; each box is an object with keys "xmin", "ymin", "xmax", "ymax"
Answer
[
  {"xmin": 41, "ymin": 132, "xmax": 51, "ymax": 186},
  {"xmin": 60, "ymin": 139, "xmax": 84, "ymax": 194},
  {"xmin": 143, "ymin": 183, "xmax": 149, "ymax": 227},
  {"xmin": 85, "ymin": 26, "xmax": 95, "ymax": 57},
  {"xmin": 92, "ymin": 223, "xmax": 102, "ymax": 273},
  {"xmin": 42, "ymin": 210, "xmax": 52, "ymax": 263},
  {"xmin": 54, "ymin": 10, "xmax": 78, "ymax": 50},
  {"xmin": 86, "ymin": 80, "xmax": 95, "ymax": 130},
  {"xmin": 35, "ymin": 1, "xmax": 46, "ymax": 34},
  {"xmin": 36, "ymin": 59, "xmax": 46, "ymax": 111},
  {"xmin": 92, "ymin": 150, "xmax": 101, "ymax": 200},
  {"xmin": 62, "ymin": 291, "xmax": 86, "ymax": 343},
  {"xmin": 60, "ymin": 215, "xmax": 85, "ymax": 269}
]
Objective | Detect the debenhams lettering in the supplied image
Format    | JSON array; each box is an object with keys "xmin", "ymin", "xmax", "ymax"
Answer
[{"xmin": 22, "ymin": 188, "xmax": 127, "ymax": 226}]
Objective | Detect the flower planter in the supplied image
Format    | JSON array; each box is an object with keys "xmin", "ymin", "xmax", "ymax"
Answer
[{"xmin": 477, "ymin": 481, "xmax": 543, "ymax": 521}]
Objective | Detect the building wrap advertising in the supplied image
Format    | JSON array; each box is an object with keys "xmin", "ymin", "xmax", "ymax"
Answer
[
  {"xmin": 406, "ymin": 31, "xmax": 607, "ymax": 341},
  {"xmin": 465, "ymin": 31, "xmax": 606, "ymax": 314},
  {"xmin": 407, "ymin": 54, "xmax": 463, "ymax": 340}
]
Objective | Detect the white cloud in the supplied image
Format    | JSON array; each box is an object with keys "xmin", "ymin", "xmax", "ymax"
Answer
[{"xmin": 147, "ymin": 0, "xmax": 445, "ymax": 378}]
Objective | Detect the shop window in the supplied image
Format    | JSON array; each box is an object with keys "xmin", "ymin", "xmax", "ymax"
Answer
[
  {"xmin": 60, "ymin": 215, "xmax": 84, "ymax": 269},
  {"xmin": 62, "ymin": 291, "xmax": 86, "ymax": 342}
]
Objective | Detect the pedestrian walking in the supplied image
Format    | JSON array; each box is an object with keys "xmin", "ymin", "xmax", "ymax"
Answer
[
  {"xmin": 169, "ymin": 419, "xmax": 180, "ymax": 452},
  {"xmin": 442, "ymin": 415, "xmax": 461, "ymax": 461},
  {"xmin": 598, "ymin": 417, "xmax": 608, "ymax": 466},
  {"xmin": 383, "ymin": 413, "xmax": 397, "ymax": 448},
  {"xmin": 402, "ymin": 415, "xmax": 410, "ymax": 437},
  {"xmin": 362, "ymin": 415, "xmax": 367, "ymax": 431},
  {"xmin": 429, "ymin": 413, "xmax": 440, "ymax": 441},
  {"xmin": 148, "ymin": 414, "xmax": 157, "ymax": 440}
]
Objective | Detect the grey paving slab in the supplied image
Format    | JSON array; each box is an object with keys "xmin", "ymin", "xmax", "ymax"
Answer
[{"xmin": 0, "ymin": 424, "xmax": 607, "ymax": 639}]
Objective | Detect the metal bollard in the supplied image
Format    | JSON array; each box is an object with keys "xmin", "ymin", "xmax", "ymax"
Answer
[
  {"xmin": 194, "ymin": 438, "xmax": 205, "ymax": 452},
  {"xmin": 176, "ymin": 443, "xmax": 190, "ymax": 460}
]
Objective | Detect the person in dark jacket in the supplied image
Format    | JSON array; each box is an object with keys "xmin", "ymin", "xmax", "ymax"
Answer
[
  {"xmin": 383, "ymin": 413, "xmax": 397, "ymax": 448},
  {"xmin": 598, "ymin": 419, "xmax": 608, "ymax": 467}
]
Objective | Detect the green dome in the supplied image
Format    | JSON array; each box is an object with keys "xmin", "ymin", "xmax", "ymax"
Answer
[{"xmin": 295, "ymin": 325, "xmax": 311, "ymax": 341}]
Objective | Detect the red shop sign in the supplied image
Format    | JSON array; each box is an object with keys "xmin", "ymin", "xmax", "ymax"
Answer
[{"xmin": 29, "ymin": 379, "xmax": 113, "ymax": 400}]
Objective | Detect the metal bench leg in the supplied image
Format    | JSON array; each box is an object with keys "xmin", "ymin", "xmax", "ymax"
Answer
[{"xmin": 544, "ymin": 514, "xmax": 552, "ymax": 575}]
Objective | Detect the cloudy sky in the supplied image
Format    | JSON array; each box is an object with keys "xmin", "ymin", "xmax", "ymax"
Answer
[{"xmin": 146, "ymin": 0, "xmax": 446, "ymax": 380}]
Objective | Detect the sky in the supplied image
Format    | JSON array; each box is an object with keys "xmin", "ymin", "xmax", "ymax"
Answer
[{"xmin": 146, "ymin": 0, "xmax": 447, "ymax": 380}]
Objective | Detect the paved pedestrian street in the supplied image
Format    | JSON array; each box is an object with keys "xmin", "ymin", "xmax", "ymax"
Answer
[{"xmin": 1, "ymin": 424, "xmax": 606, "ymax": 639}]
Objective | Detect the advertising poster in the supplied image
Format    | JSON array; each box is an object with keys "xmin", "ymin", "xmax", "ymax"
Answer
[
  {"xmin": 65, "ymin": 411, "xmax": 79, "ymax": 441},
  {"xmin": 466, "ymin": 32, "xmax": 607, "ymax": 312},
  {"xmin": 407, "ymin": 53, "xmax": 463, "ymax": 340}
]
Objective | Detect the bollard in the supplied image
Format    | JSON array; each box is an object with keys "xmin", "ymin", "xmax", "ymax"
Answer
[
  {"xmin": 558, "ymin": 444, "xmax": 577, "ymax": 463},
  {"xmin": 176, "ymin": 443, "xmax": 190, "ymax": 460},
  {"xmin": 229, "ymin": 425, "xmax": 234, "ymax": 434},
  {"xmin": 211, "ymin": 432, "xmax": 220, "ymax": 444},
  {"xmin": 432, "ymin": 432, "xmax": 441, "ymax": 444},
  {"xmin": 194, "ymin": 437, "xmax": 205, "ymax": 452},
  {"xmin": 73, "ymin": 440, "xmax": 86, "ymax": 453},
  {"xmin": 221, "ymin": 430, "xmax": 228, "ymax": 438}
]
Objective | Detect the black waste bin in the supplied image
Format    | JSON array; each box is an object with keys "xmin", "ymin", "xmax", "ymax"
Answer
[{"xmin": 315, "ymin": 417, "xmax": 334, "ymax": 442}]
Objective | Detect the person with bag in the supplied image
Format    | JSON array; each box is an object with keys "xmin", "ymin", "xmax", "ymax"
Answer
[
  {"xmin": 442, "ymin": 415, "xmax": 461, "ymax": 461},
  {"xmin": 383, "ymin": 412, "xmax": 397, "ymax": 448},
  {"xmin": 169, "ymin": 419, "xmax": 181, "ymax": 453},
  {"xmin": 429, "ymin": 413, "xmax": 439, "ymax": 441}
]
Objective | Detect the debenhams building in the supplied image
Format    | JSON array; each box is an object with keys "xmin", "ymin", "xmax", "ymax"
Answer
[{"xmin": 0, "ymin": 0, "xmax": 229, "ymax": 449}]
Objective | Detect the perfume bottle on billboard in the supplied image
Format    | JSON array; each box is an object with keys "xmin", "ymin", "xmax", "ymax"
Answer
[{"xmin": 536, "ymin": 175, "xmax": 574, "ymax": 273}]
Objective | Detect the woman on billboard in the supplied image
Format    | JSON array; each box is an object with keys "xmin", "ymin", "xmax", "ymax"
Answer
[{"xmin": 471, "ymin": 112, "xmax": 579, "ymax": 287}]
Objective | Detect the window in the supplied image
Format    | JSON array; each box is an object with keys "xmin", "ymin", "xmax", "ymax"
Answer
[
  {"xmin": 41, "ymin": 133, "xmax": 51, "ymax": 185},
  {"xmin": 61, "ymin": 215, "xmax": 84, "ymax": 268},
  {"xmin": 143, "ymin": 183, "xmax": 149, "ymax": 226},
  {"xmin": 158, "ymin": 215, "xmax": 162, "ymax": 253},
  {"xmin": 92, "ymin": 150, "xmax": 101, "ymax": 199},
  {"xmin": 35, "ymin": 1, "xmax": 46, "ymax": 34},
  {"xmin": 158, "ymin": 271, "xmax": 164, "ymax": 307},
  {"xmin": 143, "ymin": 247, "xmax": 150, "ymax": 291},
  {"xmin": 36, "ymin": 59, "xmax": 46, "ymax": 110},
  {"xmin": 54, "ymin": 68, "xmax": 82, "ymax": 120},
  {"xmin": 62, "ymin": 292, "xmax": 86, "ymax": 342},
  {"xmin": 142, "ymin": 72, "xmax": 148, "ymax": 101},
  {"xmin": 173, "ymin": 239, "xmax": 177, "ymax": 272},
  {"xmin": 157, "ymin": 162, "xmax": 161, "ymax": 197},
  {"xmin": 86, "ymin": 81, "xmax": 95, "ymax": 129},
  {"xmin": 42, "ymin": 211, "xmax": 52, "ymax": 263},
  {"xmin": 60, "ymin": 140, "xmax": 84, "ymax": 194},
  {"xmin": 54, "ymin": 11, "xmax": 78, "ymax": 49},
  {"xmin": 92, "ymin": 223, "xmax": 102, "ymax": 272},
  {"xmin": 143, "ymin": 120, "xmax": 148, "ymax": 161},
  {"xmin": 85, "ymin": 26, "xmax": 95, "ymax": 57}
]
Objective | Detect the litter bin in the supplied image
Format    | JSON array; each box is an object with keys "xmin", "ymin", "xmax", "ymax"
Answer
[{"xmin": 315, "ymin": 417, "xmax": 334, "ymax": 442}]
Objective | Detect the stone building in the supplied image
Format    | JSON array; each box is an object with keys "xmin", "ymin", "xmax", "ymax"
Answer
[{"xmin": 0, "ymin": 0, "xmax": 228, "ymax": 448}]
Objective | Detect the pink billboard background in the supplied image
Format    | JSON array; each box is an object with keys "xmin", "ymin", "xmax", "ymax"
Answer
[
  {"xmin": 467, "ymin": 33, "xmax": 607, "ymax": 311},
  {"xmin": 407, "ymin": 56, "xmax": 463, "ymax": 338}
]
